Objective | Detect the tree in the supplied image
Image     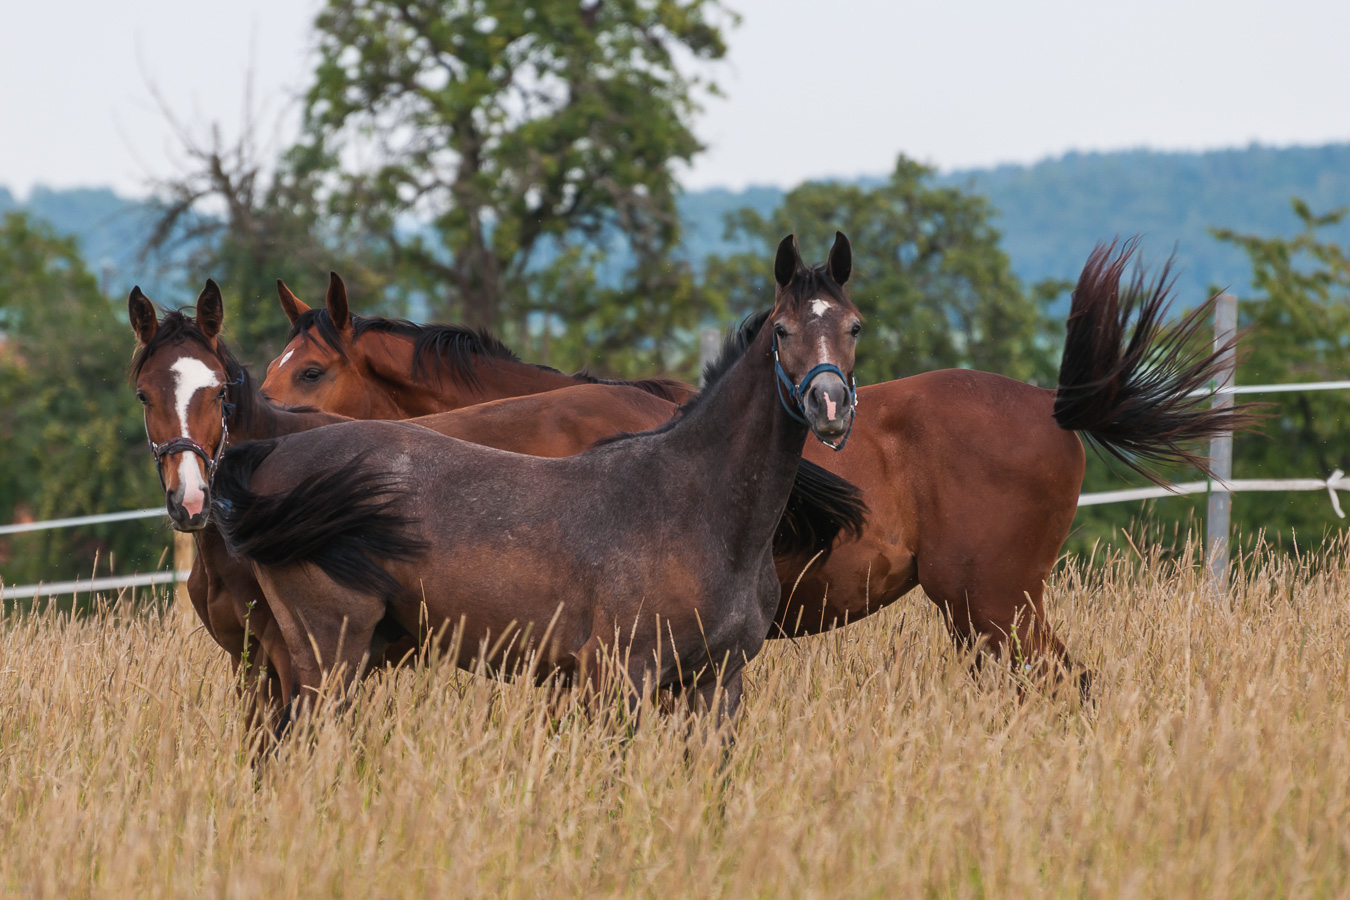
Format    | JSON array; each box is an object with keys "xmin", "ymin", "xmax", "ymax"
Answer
[
  {"xmin": 141, "ymin": 95, "xmax": 390, "ymax": 369},
  {"xmin": 297, "ymin": 0, "xmax": 732, "ymax": 334},
  {"xmin": 699, "ymin": 156, "xmax": 1064, "ymax": 387},
  {"xmin": 0, "ymin": 213, "xmax": 165, "ymax": 593},
  {"xmin": 1211, "ymin": 200, "xmax": 1350, "ymax": 545}
]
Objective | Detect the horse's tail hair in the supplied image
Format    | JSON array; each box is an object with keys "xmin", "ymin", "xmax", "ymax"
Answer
[
  {"xmin": 212, "ymin": 439, "xmax": 428, "ymax": 598},
  {"xmin": 775, "ymin": 458, "xmax": 868, "ymax": 562},
  {"xmin": 1052, "ymin": 238, "xmax": 1261, "ymax": 483}
]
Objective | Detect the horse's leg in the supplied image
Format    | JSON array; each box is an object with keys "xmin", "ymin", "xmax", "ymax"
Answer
[
  {"xmin": 919, "ymin": 548, "xmax": 1088, "ymax": 697},
  {"xmin": 258, "ymin": 618, "xmax": 293, "ymax": 722},
  {"xmin": 252, "ymin": 566, "xmax": 384, "ymax": 724},
  {"xmin": 689, "ymin": 668, "xmax": 744, "ymax": 730}
]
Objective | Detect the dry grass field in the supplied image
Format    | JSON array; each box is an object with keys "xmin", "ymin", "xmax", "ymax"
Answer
[{"xmin": 4, "ymin": 535, "xmax": 1350, "ymax": 898}]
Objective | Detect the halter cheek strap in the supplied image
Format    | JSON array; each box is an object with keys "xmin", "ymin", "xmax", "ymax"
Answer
[
  {"xmin": 144, "ymin": 371, "xmax": 244, "ymax": 490},
  {"xmin": 772, "ymin": 332, "xmax": 858, "ymax": 451}
]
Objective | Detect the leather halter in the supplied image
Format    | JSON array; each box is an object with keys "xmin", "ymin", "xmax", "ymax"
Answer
[
  {"xmin": 772, "ymin": 331, "xmax": 858, "ymax": 451},
  {"xmin": 144, "ymin": 371, "xmax": 244, "ymax": 490}
]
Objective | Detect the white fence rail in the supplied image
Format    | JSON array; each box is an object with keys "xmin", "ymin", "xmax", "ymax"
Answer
[
  {"xmin": 0, "ymin": 507, "xmax": 164, "ymax": 537},
  {"xmin": 1, "ymin": 570, "xmax": 192, "ymax": 602}
]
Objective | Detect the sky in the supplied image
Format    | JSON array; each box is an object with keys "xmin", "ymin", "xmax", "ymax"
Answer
[{"xmin": 2, "ymin": 0, "xmax": 1349, "ymax": 199}]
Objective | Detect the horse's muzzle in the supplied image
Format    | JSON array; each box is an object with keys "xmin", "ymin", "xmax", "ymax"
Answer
[
  {"xmin": 167, "ymin": 485, "xmax": 210, "ymax": 532},
  {"xmin": 803, "ymin": 372, "xmax": 853, "ymax": 441}
]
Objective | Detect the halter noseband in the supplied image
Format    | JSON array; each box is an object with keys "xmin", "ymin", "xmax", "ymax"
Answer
[
  {"xmin": 145, "ymin": 371, "xmax": 245, "ymax": 489},
  {"xmin": 772, "ymin": 331, "xmax": 858, "ymax": 451}
]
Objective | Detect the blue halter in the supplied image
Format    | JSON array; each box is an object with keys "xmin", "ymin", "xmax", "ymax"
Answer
[{"xmin": 772, "ymin": 331, "xmax": 858, "ymax": 451}]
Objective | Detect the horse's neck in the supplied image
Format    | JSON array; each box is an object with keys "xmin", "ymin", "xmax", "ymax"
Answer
[
  {"xmin": 464, "ymin": 360, "xmax": 581, "ymax": 402},
  {"xmin": 230, "ymin": 383, "xmax": 346, "ymax": 442},
  {"xmin": 367, "ymin": 338, "xmax": 581, "ymax": 414},
  {"xmin": 661, "ymin": 329, "xmax": 808, "ymax": 563}
]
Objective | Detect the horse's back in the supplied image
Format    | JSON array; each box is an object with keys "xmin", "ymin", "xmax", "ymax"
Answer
[{"xmin": 412, "ymin": 384, "xmax": 675, "ymax": 458}]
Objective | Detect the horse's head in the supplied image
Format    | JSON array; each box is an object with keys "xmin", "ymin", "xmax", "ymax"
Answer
[
  {"xmin": 129, "ymin": 281, "xmax": 239, "ymax": 531},
  {"xmin": 767, "ymin": 232, "xmax": 861, "ymax": 450},
  {"xmin": 262, "ymin": 273, "xmax": 404, "ymax": 418}
]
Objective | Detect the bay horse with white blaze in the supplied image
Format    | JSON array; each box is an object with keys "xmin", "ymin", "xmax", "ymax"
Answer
[
  {"xmin": 262, "ymin": 240, "xmax": 1253, "ymax": 689},
  {"xmin": 213, "ymin": 234, "xmax": 862, "ymax": 725}
]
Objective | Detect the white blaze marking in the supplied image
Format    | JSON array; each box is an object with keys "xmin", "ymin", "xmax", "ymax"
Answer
[
  {"xmin": 171, "ymin": 357, "xmax": 220, "ymax": 433},
  {"xmin": 177, "ymin": 454, "xmax": 206, "ymax": 517},
  {"xmin": 825, "ymin": 393, "xmax": 838, "ymax": 421},
  {"xmin": 278, "ymin": 349, "xmax": 295, "ymax": 369},
  {"xmin": 169, "ymin": 357, "xmax": 219, "ymax": 516},
  {"xmin": 810, "ymin": 298, "xmax": 832, "ymax": 318}
]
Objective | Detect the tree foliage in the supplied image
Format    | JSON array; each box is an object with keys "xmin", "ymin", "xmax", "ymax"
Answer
[
  {"xmin": 142, "ymin": 115, "xmax": 389, "ymax": 369},
  {"xmin": 0, "ymin": 213, "xmax": 166, "ymax": 590},
  {"xmin": 700, "ymin": 156, "xmax": 1062, "ymax": 387},
  {"xmin": 297, "ymin": 0, "xmax": 732, "ymax": 336},
  {"xmin": 1212, "ymin": 200, "xmax": 1350, "ymax": 543}
]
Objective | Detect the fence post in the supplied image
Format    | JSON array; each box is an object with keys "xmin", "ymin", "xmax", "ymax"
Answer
[
  {"xmin": 1206, "ymin": 292, "xmax": 1238, "ymax": 591},
  {"xmin": 173, "ymin": 531, "xmax": 195, "ymax": 607},
  {"xmin": 698, "ymin": 326, "xmax": 721, "ymax": 387}
]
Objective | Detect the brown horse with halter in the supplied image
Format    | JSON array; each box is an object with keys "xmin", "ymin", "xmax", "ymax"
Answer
[
  {"xmin": 211, "ymin": 234, "xmax": 863, "ymax": 727},
  {"xmin": 129, "ymin": 274, "xmax": 864, "ymax": 724},
  {"xmin": 263, "ymin": 239, "xmax": 1251, "ymax": 689}
]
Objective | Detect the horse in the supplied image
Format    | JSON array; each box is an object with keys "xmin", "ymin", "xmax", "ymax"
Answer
[
  {"xmin": 265, "ymin": 273, "xmax": 694, "ymax": 418},
  {"xmin": 261, "ymin": 240, "xmax": 1251, "ymax": 689},
  {"xmin": 129, "ymin": 275, "xmax": 865, "ymax": 725},
  {"xmin": 211, "ymin": 233, "xmax": 862, "ymax": 727},
  {"xmin": 129, "ymin": 283, "xmax": 337, "ymax": 719}
]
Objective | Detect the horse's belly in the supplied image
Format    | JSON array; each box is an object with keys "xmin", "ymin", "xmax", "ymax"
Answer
[{"xmin": 774, "ymin": 538, "xmax": 918, "ymax": 637}]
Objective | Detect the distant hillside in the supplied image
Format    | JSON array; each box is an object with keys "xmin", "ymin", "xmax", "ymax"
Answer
[
  {"xmin": 8, "ymin": 142, "xmax": 1350, "ymax": 313},
  {"xmin": 955, "ymin": 144, "xmax": 1350, "ymax": 309},
  {"xmin": 0, "ymin": 185, "xmax": 184, "ymax": 300},
  {"xmin": 676, "ymin": 143, "xmax": 1350, "ymax": 311}
]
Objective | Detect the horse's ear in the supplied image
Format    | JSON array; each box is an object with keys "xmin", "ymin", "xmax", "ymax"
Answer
[
  {"xmin": 826, "ymin": 231, "xmax": 851, "ymax": 286},
  {"xmin": 774, "ymin": 234, "xmax": 802, "ymax": 288},
  {"xmin": 196, "ymin": 279, "xmax": 225, "ymax": 340},
  {"xmin": 277, "ymin": 279, "xmax": 311, "ymax": 324},
  {"xmin": 326, "ymin": 271, "xmax": 350, "ymax": 333},
  {"xmin": 128, "ymin": 286, "xmax": 158, "ymax": 345}
]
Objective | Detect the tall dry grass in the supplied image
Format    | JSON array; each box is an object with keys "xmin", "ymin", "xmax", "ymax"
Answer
[{"xmin": 3, "ymin": 536, "xmax": 1350, "ymax": 898}]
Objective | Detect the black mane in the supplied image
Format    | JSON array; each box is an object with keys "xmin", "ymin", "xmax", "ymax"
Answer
[
  {"xmin": 128, "ymin": 308, "xmax": 266, "ymax": 434},
  {"xmin": 288, "ymin": 307, "xmax": 688, "ymax": 400},
  {"xmin": 592, "ymin": 309, "xmax": 771, "ymax": 447}
]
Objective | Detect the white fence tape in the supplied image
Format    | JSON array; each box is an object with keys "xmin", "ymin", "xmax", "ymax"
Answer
[
  {"xmin": 1217, "ymin": 379, "xmax": 1350, "ymax": 396},
  {"xmin": 0, "ymin": 507, "xmax": 165, "ymax": 536},
  {"xmin": 1, "ymin": 569, "xmax": 193, "ymax": 602},
  {"xmin": 1078, "ymin": 469, "xmax": 1350, "ymax": 518}
]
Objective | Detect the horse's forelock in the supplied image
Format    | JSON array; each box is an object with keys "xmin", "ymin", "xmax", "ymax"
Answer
[{"xmin": 776, "ymin": 264, "xmax": 852, "ymax": 313}]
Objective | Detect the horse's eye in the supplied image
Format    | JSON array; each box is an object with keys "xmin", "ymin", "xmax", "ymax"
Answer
[
  {"xmin": 774, "ymin": 324, "xmax": 789, "ymax": 339},
  {"xmin": 850, "ymin": 322, "xmax": 862, "ymax": 337},
  {"xmin": 301, "ymin": 367, "xmax": 323, "ymax": 382},
  {"xmin": 136, "ymin": 391, "xmax": 148, "ymax": 405}
]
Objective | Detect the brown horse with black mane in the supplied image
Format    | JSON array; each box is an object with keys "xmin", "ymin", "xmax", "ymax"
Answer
[
  {"xmin": 263, "ymin": 239, "xmax": 1253, "ymax": 689},
  {"xmin": 128, "ymin": 273, "xmax": 864, "ymax": 724},
  {"xmin": 266, "ymin": 274, "xmax": 693, "ymax": 418},
  {"xmin": 213, "ymin": 234, "xmax": 863, "ymax": 726}
]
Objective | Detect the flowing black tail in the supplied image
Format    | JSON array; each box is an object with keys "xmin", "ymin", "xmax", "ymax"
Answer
[
  {"xmin": 774, "ymin": 458, "xmax": 869, "ymax": 561},
  {"xmin": 212, "ymin": 439, "xmax": 428, "ymax": 598},
  {"xmin": 1053, "ymin": 239, "xmax": 1260, "ymax": 483}
]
